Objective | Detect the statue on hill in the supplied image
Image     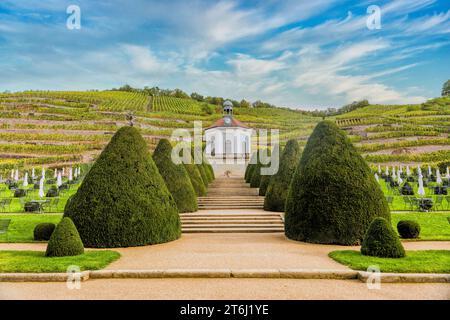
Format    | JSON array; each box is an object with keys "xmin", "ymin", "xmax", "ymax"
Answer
[{"xmin": 126, "ymin": 111, "xmax": 135, "ymax": 126}]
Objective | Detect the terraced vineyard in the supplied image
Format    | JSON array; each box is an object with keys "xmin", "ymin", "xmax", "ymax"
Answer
[
  {"xmin": 0, "ymin": 90, "xmax": 318, "ymax": 173},
  {"xmin": 151, "ymin": 96, "xmax": 206, "ymax": 115},
  {"xmin": 336, "ymin": 96, "xmax": 450, "ymax": 167}
]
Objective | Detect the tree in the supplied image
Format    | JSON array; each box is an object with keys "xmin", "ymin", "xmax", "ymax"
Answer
[
  {"xmin": 64, "ymin": 126, "xmax": 181, "ymax": 248},
  {"xmin": 153, "ymin": 139, "xmax": 198, "ymax": 213},
  {"xmin": 442, "ymin": 80, "xmax": 450, "ymax": 96},
  {"xmin": 285, "ymin": 121, "xmax": 390, "ymax": 245},
  {"xmin": 45, "ymin": 217, "xmax": 84, "ymax": 257},
  {"xmin": 240, "ymin": 99, "xmax": 250, "ymax": 108},
  {"xmin": 264, "ymin": 140, "xmax": 300, "ymax": 212},
  {"xmin": 191, "ymin": 92, "xmax": 204, "ymax": 101},
  {"xmin": 361, "ymin": 217, "xmax": 405, "ymax": 258}
]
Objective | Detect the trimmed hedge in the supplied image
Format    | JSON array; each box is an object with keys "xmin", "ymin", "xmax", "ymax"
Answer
[
  {"xmin": 14, "ymin": 189, "xmax": 26, "ymax": 198},
  {"xmin": 264, "ymin": 140, "xmax": 300, "ymax": 212},
  {"xmin": 361, "ymin": 217, "xmax": 405, "ymax": 258},
  {"xmin": 46, "ymin": 185, "xmax": 59, "ymax": 197},
  {"xmin": 259, "ymin": 175, "xmax": 271, "ymax": 196},
  {"xmin": 34, "ymin": 223, "xmax": 56, "ymax": 241},
  {"xmin": 153, "ymin": 139, "xmax": 198, "ymax": 213},
  {"xmin": 245, "ymin": 153, "xmax": 257, "ymax": 182},
  {"xmin": 397, "ymin": 220, "xmax": 421, "ymax": 239},
  {"xmin": 184, "ymin": 164, "xmax": 207, "ymax": 196},
  {"xmin": 64, "ymin": 126, "xmax": 181, "ymax": 248},
  {"xmin": 45, "ymin": 217, "xmax": 84, "ymax": 257},
  {"xmin": 285, "ymin": 121, "xmax": 390, "ymax": 245},
  {"xmin": 197, "ymin": 164, "xmax": 209, "ymax": 187}
]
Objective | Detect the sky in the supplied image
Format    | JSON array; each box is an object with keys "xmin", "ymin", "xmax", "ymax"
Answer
[{"xmin": 0, "ymin": 0, "xmax": 449, "ymax": 109}]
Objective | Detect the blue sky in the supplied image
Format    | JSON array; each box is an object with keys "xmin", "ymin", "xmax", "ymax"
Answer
[{"xmin": 0, "ymin": 0, "xmax": 449, "ymax": 109}]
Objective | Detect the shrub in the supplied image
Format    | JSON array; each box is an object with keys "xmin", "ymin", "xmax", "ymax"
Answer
[
  {"xmin": 400, "ymin": 182, "xmax": 414, "ymax": 195},
  {"xmin": 64, "ymin": 126, "xmax": 181, "ymax": 248},
  {"xmin": 265, "ymin": 140, "xmax": 300, "ymax": 212},
  {"xmin": 245, "ymin": 153, "xmax": 257, "ymax": 182},
  {"xmin": 197, "ymin": 163, "xmax": 209, "ymax": 186},
  {"xmin": 361, "ymin": 217, "xmax": 405, "ymax": 258},
  {"xmin": 184, "ymin": 164, "xmax": 207, "ymax": 196},
  {"xmin": 245, "ymin": 164, "xmax": 256, "ymax": 183},
  {"xmin": 153, "ymin": 139, "xmax": 198, "ymax": 213},
  {"xmin": 250, "ymin": 150, "xmax": 268, "ymax": 188},
  {"xmin": 46, "ymin": 185, "xmax": 59, "ymax": 197},
  {"xmin": 259, "ymin": 175, "xmax": 271, "ymax": 196},
  {"xmin": 34, "ymin": 223, "xmax": 56, "ymax": 241},
  {"xmin": 45, "ymin": 217, "xmax": 84, "ymax": 257},
  {"xmin": 206, "ymin": 164, "xmax": 215, "ymax": 180},
  {"xmin": 397, "ymin": 220, "xmax": 421, "ymax": 239},
  {"xmin": 285, "ymin": 121, "xmax": 390, "ymax": 245},
  {"xmin": 14, "ymin": 189, "xmax": 26, "ymax": 198},
  {"xmin": 25, "ymin": 201, "xmax": 40, "ymax": 212}
]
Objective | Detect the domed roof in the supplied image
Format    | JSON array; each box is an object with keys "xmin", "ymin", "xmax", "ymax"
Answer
[{"xmin": 223, "ymin": 100, "xmax": 233, "ymax": 108}]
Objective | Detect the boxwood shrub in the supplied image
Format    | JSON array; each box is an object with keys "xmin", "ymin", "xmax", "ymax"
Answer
[
  {"xmin": 46, "ymin": 185, "xmax": 59, "ymax": 197},
  {"xmin": 285, "ymin": 121, "xmax": 390, "ymax": 245},
  {"xmin": 397, "ymin": 220, "xmax": 421, "ymax": 239},
  {"xmin": 361, "ymin": 217, "xmax": 405, "ymax": 258},
  {"xmin": 184, "ymin": 164, "xmax": 207, "ymax": 196},
  {"xmin": 64, "ymin": 126, "xmax": 181, "ymax": 248},
  {"xmin": 34, "ymin": 223, "xmax": 56, "ymax": 241},
  {"xmin": 153, "ymin": 139, "xmax": 198, "ymax": 213},
  {"xmin": 45, "ymin": 217, "xmax": 84, "ymax": 257},
  {"xmin": 264, "ymin": 140, "xmax": 300, "ymax": 212}
]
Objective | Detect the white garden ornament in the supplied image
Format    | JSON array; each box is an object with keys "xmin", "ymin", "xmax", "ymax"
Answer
[
  {"xmin": 385, "ymin": 166, "xmax": 389, "ymax": 176},
  {"xmin": 406, "ymin": 165, "xmax": 411, "ymax": 176},
  {"xmin": 10, "ymin": 169, "xmax": 14, "ymax": 180},
  {"xmin": 23, "ymin": 172, "xmax": 28, "ymax": 187},
  {"xmin": 57, "ymin": 172, "xmax": 62, "ymax": 187},
  {"xmin": 32, "ymin": 168, "xmax": 35, "ymax": 179},
  {"xmin": 69, "ymin": 167, "xmax": 73, "ymax": 182},
  {"xmin": 14, "ymin": 169, "xmax": 19, "ymax": 182},
  {"xmin": 374, "ymin": 173, "xmax": 379, "ymax": 182},
  {"xmin": 417, "ymin": 175, "xmax": 425, "ymax": 197},
  {"xmin": 42, "ymin": 167, "xmax": 46, "ymax": 179},
  {"xmin": 54, "ymin": 169, "xmax": 58, "ymax": 179},
  {"xmin": 428, "ymin": 165, "xmax": 432, "ymax": 176},
  {"xmin": 38, "ymin": 177, "xmax": 45, "ymax": 198},
  {"xmin": 436, "ymin": 169, "xmax": 442, "ymax": 185},
  {"xmin": 378, "ymin": 165, "xmax": 381, "ymax": 174}
]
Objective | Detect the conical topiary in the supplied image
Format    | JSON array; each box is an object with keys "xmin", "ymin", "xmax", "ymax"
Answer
[
  {"xmin": 184, "ymin": 164, "xmax": 207, "ymax": 196},
  {"xmin": 64, "ymin": 126, "xmax": 181, "ymax": 248},
  {"xmin": 259, "ymin": 175, "xmax": 271, "ymax": 196},
  {"xmin": 264, "ymin": 140, "xmax": 300, "ymax": 212},
  {"xmin": 45, "ymin": 217, "xmax": 84, "ymax": 257},
  {"xmin": 245, "ymin": 153, "xmax": 257, "ymax": 182},
  {"xmin": 285, "ymin": 121, "xmax": 390, "ymax": 245},
  {"xmin": 258, "ymin": 146, "xmax": 278, "ymax": 196},
  {"xmin": 361, "ymin": 217, "xmax": 405, "ymax": 258},
  {"xmin": 153, "ymin": 139, "xmax": 198, "ymax": 213}
]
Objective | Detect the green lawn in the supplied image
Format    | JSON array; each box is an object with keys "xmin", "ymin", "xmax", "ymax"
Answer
[
  {"xmin": 0, "ymin": 214, "xmax": 62, "ymax": 243},
  {"xmin": 0, "ymin": 250, "xmax": 120, "ymax": 273},
  {"xmin": 391, "ymin": 212, "xmax": 450, "ymax": 240},
  {"xmin": 329, "ymin": 250, "xmax": 450, "ymax": 273}
]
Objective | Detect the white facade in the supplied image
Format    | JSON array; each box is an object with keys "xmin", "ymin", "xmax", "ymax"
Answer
[{"xmin": 204, "ymin": 126, "xmax": 252, "ymax": 159}]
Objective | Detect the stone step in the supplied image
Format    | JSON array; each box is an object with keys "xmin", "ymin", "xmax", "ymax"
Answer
[
  {"xmin": 182, "ymin": 227, "xmax": 284, "ymax": 233},
  {"xmin": 180, "ymin": 212, "xmax": 280, "ymax": 217},
  {"xmin": 182, "ymin": 220, "xmax": 282, "ymax": 225},
  {"xmin": 182, "ymin": 223, "xmax": 283, "ymax": 228},
  {"xmin": 198, "ymin": 206, "xmax": 264, "ymax": 210}
]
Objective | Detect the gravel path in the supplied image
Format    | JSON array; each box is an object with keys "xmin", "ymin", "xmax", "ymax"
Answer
[{"xmin": 1, "ymin": 278, "xmax": 448, "ymax": 300}]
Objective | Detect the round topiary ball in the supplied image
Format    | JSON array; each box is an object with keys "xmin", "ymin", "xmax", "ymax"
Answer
[
  {"xmin": 46, "ymin": 185, "xmax": 59, "ymax": 197},
  {"xmin": 397, "ymin": 220, "xmax": 421, "ymax": 239},
  {"xmin": 285, "ymin": 121, "xmax": 390, "ymax": 245},
  {"xmin": 153, "ymin": 139, "xmax": 198, "ymax": 213},
  {"xmin": 361, "ymin": 217, "xmax": 405, "ymax": 258},
  {"xmin": 64, "ymin": 126, "xmax": 181, "ymax": 248},
  {"xmin": 34, "ymin": 223, "xmax": 56, "ymax": 241},
  {"xmin": 45, "ymin": 217, "xmax": 84, "ymax": 257}
]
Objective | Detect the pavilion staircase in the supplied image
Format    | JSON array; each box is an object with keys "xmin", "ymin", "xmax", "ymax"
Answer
[{"xmin": 181, "ymin": 176, "xmax": 284, "ymax": 233}]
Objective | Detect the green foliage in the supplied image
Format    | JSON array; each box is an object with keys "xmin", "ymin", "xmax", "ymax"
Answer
[
  {"xmin": 45, "ymin": 217, "xmax": 84, "ymax": 257},
  {"xmin": 184, "ymin": 164, "xmax": 207, "ymax": 196},
  {"xmin": 259, "ymin": 175, "xmax": 270, "ymax": 196},
  {"xmin": 442, "ymin": 79, "xmax": 450, "ymax": 97},
  {"xmin": 64, "ymin": 126, "xmax": 181, "ymax": 248},
  {"xmin": 245, "ymin": 164, "xmax": 256, "ymax": 183},
  {"xmin": 285, "ymin": 121, "xmax": 390, "ymax": 245},
  {"xmin": 265, "ymin": 140, "xmax": 300, "ymax": 212},
  {"xmin": 46, "ymin": 185, "xmax": 59, "ymax": 197},
  {"xmin": 153, "ymin": 139, "xmax": 197, "ymax": 213},
  {"xmin": 361, "ymin": 218, "xmax": 405, "ymax": 258},
  {"xmin": 397, "ymin": 220, "xmax": 421, "ymax": 239},
  {"xmin": 33, "ymin": 223, "xmax": 56, "ymax": 241}
]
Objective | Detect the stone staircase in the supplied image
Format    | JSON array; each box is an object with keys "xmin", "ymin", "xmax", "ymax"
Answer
[{"xmin": 181, "ymin": 176, "xmax": 284, "ymax": 233}]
